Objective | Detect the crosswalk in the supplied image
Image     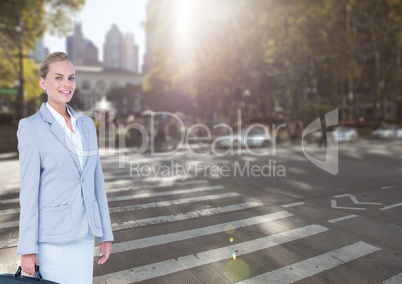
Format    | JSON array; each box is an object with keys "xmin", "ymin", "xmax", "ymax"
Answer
[{"xmin": 0, "ymin": 176, "xmax": 401, "ymax": 283}]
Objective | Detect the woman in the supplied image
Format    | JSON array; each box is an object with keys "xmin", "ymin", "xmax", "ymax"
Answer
[{"xmin": 17, "ymin": 52, "xmax": 114, "ymax": 283}]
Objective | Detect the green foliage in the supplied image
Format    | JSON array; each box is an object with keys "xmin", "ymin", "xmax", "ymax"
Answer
[
  {"xmin": 0, "ymin": 0, "xmax": 85, "ymax": 110},
  {"xmin": 301, "ymin": 103, "xmax": 332, "ymax": 124}
]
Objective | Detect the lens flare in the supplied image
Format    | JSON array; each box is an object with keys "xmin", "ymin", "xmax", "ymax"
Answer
[
  {"xmin": 225, "ymin": 224, "xmax": 236, "ymax": 234},
  {"xmin": 229, "ymin": 237, "xmax": 234, "ymax": 243},
  {"xmin": 224, "ymin": 258, "xmax": 250, "ymax": 282}
]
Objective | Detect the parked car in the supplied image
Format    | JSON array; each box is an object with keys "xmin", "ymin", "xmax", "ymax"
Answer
[
  {"xmin": 395, "ymin": 127, "xmax": 402, "ymax": 139},
  {"xmin": 313, "ymin": 126, "xmax": 358, "ymax": 143},
  {"xmin": 371, "ymin": 125, "xmax": 400, "ymax": 139},
  {"xmin": 333, "ymin": 126, "xmax": 359, "ymax": 142},
  {"xmin": 216, "ymin": 128, "xmax": 271, "ymax": 148}
]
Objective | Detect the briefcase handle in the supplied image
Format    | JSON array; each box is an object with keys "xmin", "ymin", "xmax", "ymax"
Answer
[{"xmin": 15, "ymin": 265, "xmax": 43, "ymax": 280}]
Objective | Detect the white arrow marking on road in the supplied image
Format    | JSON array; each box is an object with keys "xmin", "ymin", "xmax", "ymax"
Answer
[
  {"xmin": 327, "ymin": 214, "xmax": 358, "ymax": 223},
  {"xmin": 331, "ymin": 200, "xmax": 366, "ymax": 210},
  {"xmin": 237, "ymin": 241, "xmax": 380, "ymax": 284},
  {"xmin": 333, "ymin": 193, "xmax": 382, "ymax": 205},
  {"xmin": 282, "ymin": 202, "xmax": 305, "ymax": 208},
  {"xmin": 380, "ymin": 202, "xmax": 402, "ymax": 211},
  {"xmin": 93, "ymin": 224, "xmax": 329, "ymax": 284},
  {"xmin": 331, "ymin": 193, "xmax": 382, "ymax": 210},
  {"xmin": 379, "ymin": 185, "xmax": 395, "ymax": 190}
]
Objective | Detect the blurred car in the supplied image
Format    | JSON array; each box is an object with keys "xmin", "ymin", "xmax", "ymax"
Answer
[
  {"xmin": 333, "ymin": 126, "xmax": 359, "ymax": 142},
  {"xmin": 370, "ymin": 125, "xmax": 400, "ymax": 139},
  {"xmin": 395, "ymin": 127, "xmax": 402, "ymax": 139},
  {"xmin": 216, "ymin": 128, "xmax": 271, "ymax": 148},
  {"xmin": 313, "ymin": 126, "xmax": 358, "ymax": 143}
]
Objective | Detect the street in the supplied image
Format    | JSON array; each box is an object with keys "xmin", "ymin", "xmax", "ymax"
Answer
[{"xmin": 1, "ymin": 139, "xmax": 402, "ymax": 283}]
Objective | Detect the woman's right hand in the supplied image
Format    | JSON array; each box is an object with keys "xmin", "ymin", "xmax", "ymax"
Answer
[{"xmin": 21, "ymin": 254, "xmax": 39, "ymax": 276}]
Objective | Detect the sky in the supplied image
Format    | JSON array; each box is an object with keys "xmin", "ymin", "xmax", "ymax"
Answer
[{"xmin": 44, "ymin": 0, "xmax": 148, "ymax": 66}]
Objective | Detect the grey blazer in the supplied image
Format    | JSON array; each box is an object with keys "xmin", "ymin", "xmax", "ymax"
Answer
[{"xmin": 17, "ymin": 103, "xmax": 114, "ymax": 255}]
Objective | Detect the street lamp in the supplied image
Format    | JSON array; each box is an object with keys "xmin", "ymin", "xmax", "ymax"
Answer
[
  {"xmin": 16, "ymin": 15, "xmax": 25, "ymax": 119},
  {"xmin": 242, "ymin": 89, "xmax": 251, "ymax": 122}
]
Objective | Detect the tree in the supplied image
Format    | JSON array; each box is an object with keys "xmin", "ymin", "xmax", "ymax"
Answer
[
  {"xmin": 144, "ymin": 0, "xmax": 402, "ymax": 124},
  {"xmin": 106, "ymin": 83, "xmax": 142, "ymax": 119},
  {"xmin": 0, "ymin": 0, "xmax": 85, "ymax": 117}
]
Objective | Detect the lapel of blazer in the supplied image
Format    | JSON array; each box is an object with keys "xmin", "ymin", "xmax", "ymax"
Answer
[{"xmin": 40, "ymin": 103, "xmax": 82, "ymax": 173}]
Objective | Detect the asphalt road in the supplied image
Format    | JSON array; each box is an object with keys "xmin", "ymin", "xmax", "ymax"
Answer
[{"xmin": 0, "ymin": 139, "xmax": 401, "ymax": 283}]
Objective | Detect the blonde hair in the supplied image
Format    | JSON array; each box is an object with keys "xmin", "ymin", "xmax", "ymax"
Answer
[{"xmin": 39, "ymin": 52, "xmax": 72, "ymax": 78}]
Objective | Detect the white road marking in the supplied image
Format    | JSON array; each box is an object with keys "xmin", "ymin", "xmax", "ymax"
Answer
[
  {"xmin": 0, "ymin": 238, "xmax": 18, "ymax": 249},
  {"xmin": 379, "ymin": 185, "xmax": 395, "ymax": 190},
  {"xmin": 380, "ymin": 203, "xmax": 402, "ymax": 211},
  {"xmin": 107, "ymin": 185, "xmax": 224, "ymax": 202},
  {"xmin": 0, "ymin": 260, "xmax": 20, "ymax": 273},
  {"xmin": 331, "ymin": 200, "xmax": 366, "ymax": 211},
  {"xmin": 105, "ymin": 179, "xmax": 208, "ymax": 191},
  {"xmin": 4, "ymin": 184, "xmax": 20, "ymax": 190},
  {"xmin": 0, "ymin": 201, "xmax": 261, "ymax": 231},
  {"xmin": 0, "ymin": 198, "xmax": 19, "ymax": 204},
  {"xmin": 383, "ymin": 272, "xmax": 402, "ymax": 284},
  {"xmin": 333, "ymin": 193, "xmax": 382, "ymax": 205},
  {"xmin": 237, "ymin": 241, "xmax": 380, "ymax": 284},
  {"xmin": 327, "ymin": 214, "xmax": 358, "ymax": 223},
  {"xmin": 282, "ymin": 202, "xmax": 305, "ymax": 208},
  {"xmin": 0, "ymin": 220, "xmax": 19, "ymax": 229},
  {"xmin": 0, "ymin": 208, "xmax": 20, "ymax": 215},
  {"xmin": 93, "ymin": 224, "xmax": 328, "ymax": 284},
  {"xmin": 110, "ymin": 192, "xmax": 241, "ymax": 212},
  {"xmin": 97, "ymin": 211, "xmax": 293, "ymax": 253},
  {"xmin": 111, "ymin": 202, "xmax": 263, "ymax": 231}
]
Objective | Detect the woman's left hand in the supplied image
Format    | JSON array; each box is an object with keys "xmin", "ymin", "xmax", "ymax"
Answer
[{"xmin": 98, "ymin": 241, "xmax": 112, "ymax": 265}]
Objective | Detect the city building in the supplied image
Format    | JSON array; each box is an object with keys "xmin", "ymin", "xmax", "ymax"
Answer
[
  {"xmin": 74, "ymin": 65, "xmax": 143, "ymax": 115},
  {"xmin": 104, "ymin": 24, "xmax": 124, "ymax": 69},
  {"xmin": 123, "ymin": 33, "xmax": 139, "ymax": 73},
  {"xmin": 104, "ymin": 24, "xmax": 139, "ymax": 72},
  {"xmin": 142, "ymin": 0, "xmax": 159, "ymax": 73},
  {"xmin": 31, "ymin": 38, "xmax": 48, "ymax": 63},
  {"xmin": 67, "ymin": 22, "xmax": 101, "ymax": 66}
]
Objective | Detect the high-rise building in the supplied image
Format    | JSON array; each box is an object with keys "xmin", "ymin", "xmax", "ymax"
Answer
[
  {"xmin": 104, "ymin": 25, "xmax": 139, "ymax": 72},
  {"xmin": 32, "ymin": 38, "xmax": 48, "ymax": 63},
  {"xmin": 143, "ymin": 0, "xmax": 158, "ymax": 73},
  {"xmin": 123, "ymin": 33, "xmax": 139, "ymax": 73},
  {"xmin": 67, "ymin": 22, "xmax": 100, "ymax": 66},
  {"xmin": 104, "ymin": 24, "xmax": 124, "ymax": 69}
]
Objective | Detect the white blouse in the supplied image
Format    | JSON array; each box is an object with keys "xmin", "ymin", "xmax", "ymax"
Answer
[{"xmin": 46, "ymin": 103, "xmax": 84, "ymax": 169}]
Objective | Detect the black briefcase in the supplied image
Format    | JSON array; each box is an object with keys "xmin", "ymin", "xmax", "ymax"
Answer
[{"xmin": 0, "ymin": 265, "xmax": 59, "ymax": 283}]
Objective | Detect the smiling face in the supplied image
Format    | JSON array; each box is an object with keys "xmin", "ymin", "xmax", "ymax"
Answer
[{"xmin": 39, "ymin": 60, "xmax": 76, "ymax": 109}]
